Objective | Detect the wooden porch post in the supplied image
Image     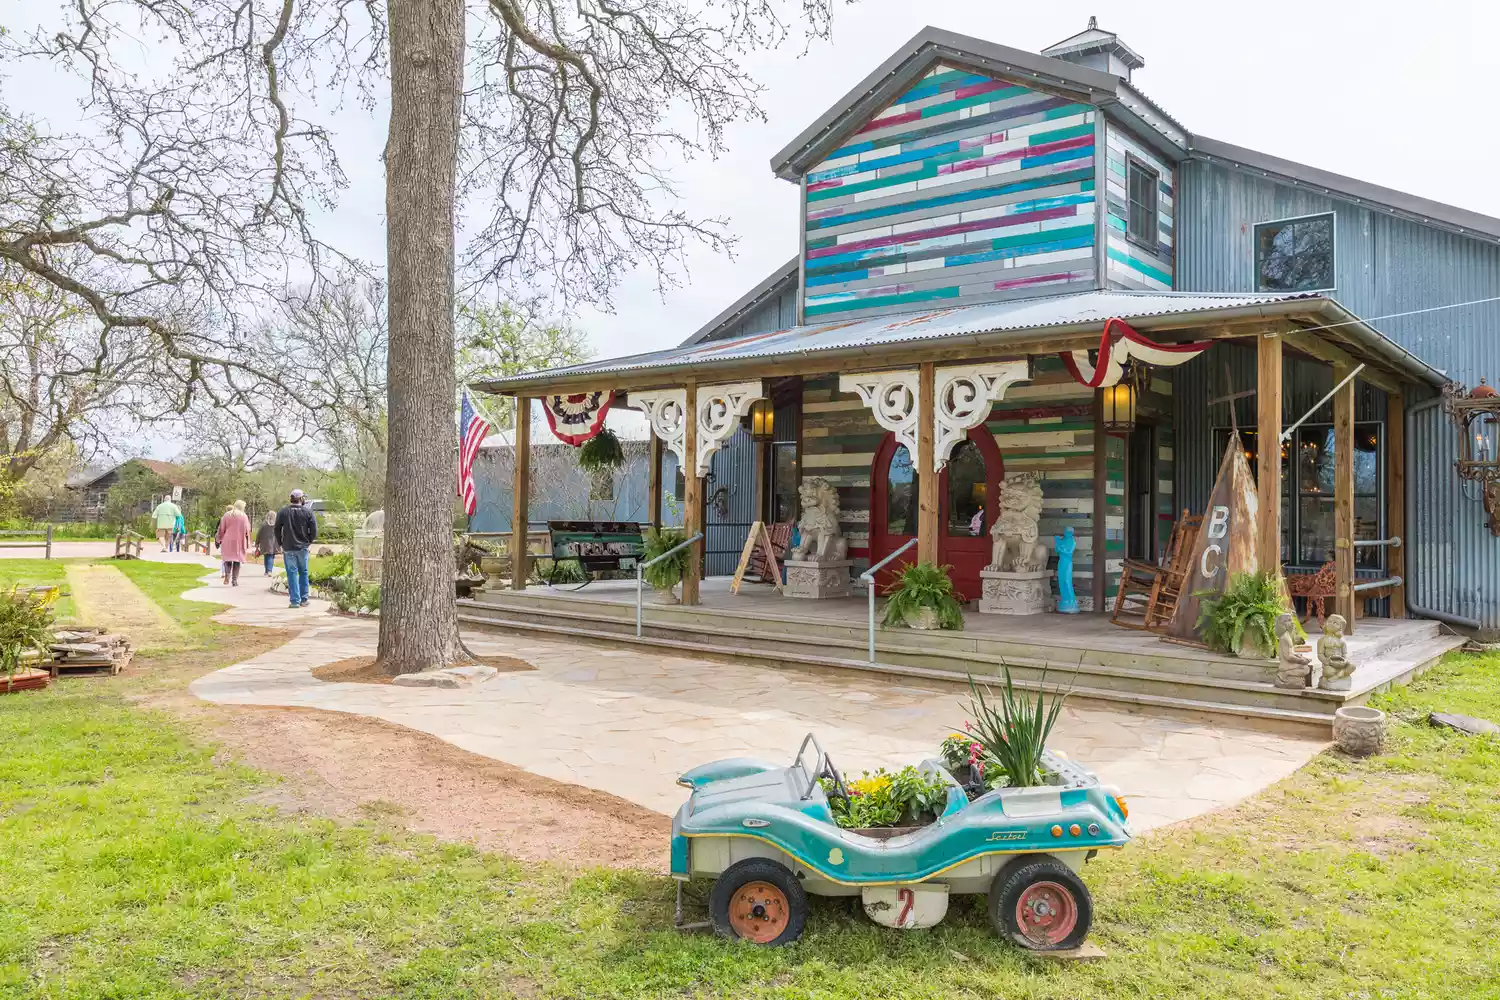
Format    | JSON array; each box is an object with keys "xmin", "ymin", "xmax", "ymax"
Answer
[
  {"xmin": 1092, "ymin": 389, "xmax": 1107, "ymax": 613},
  {"xmin": 510, "ymin": 395, "xmax": 530, "ymax": 590},
  {"xmin": 682, "ymin": 382, "xmax": 702, "ymax": 605},
  {"xmin": 1334, "ymin": 365, "xmax": 1356, "ymax": 628},
  {"xmin": 1256, "ymin": 331, "xmax": 1284, "ymax": 574},
  {"xmin": 1388, "ymin": 391, "xmax": 1407, "ymax": 618},
  {"xmin": 647, "ymin": 431, "xmax": 663, "ymax": 529},
  {"xmin": 917, "ymin": 362, "xmax": 940, "ymax": 565}
]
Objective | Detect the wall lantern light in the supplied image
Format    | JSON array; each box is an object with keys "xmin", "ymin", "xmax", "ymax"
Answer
[
  {"xmin": 1101, "ymin": 378, "xmax": 1138, "ymax": 432},
  {"xmin": 748, "ymin": 399, "xmax": 775, "ymax": 441}
]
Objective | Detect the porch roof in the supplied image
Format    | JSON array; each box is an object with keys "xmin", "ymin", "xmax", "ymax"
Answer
[{"xmin": 471, "ymin": 289, "xmax": 1448, "ymax": 396}]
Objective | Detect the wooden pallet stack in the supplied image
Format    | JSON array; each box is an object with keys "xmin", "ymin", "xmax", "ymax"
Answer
[{"xmin": 48, "ymin": 627, "xmax": 133, "ymax": 676}]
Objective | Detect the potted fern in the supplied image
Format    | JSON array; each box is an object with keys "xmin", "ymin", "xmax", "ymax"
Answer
[
  {"xmin": 882, "ymin": 561, "xmax": 964, "ymax": 630},
  {"xmin": 1196, "ymin": 570, "xmax": 1293, "ymax": 659},
  {"xmin": 642, "ymin": 526, "xmax": 691, "ymax": 604},
  {"xmin": 576, "ymin": 426, "xmax": 625, "ymax": 473}
]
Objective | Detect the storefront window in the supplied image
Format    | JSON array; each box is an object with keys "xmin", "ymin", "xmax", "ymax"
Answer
[
  {"xmin": 770, "ymin": 444, "xmax": 798, "ymax": 523},
  {"xmin": 886, "ymin": 444, "xmax": 918, "ymax": 536},
  {"xmin": 946, "ymin": 440, "xmax": 987, "ymax": 536}
]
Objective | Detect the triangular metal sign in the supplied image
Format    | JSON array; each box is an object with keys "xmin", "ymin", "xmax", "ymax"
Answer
[{"xmin": 1167, "ymin": 432, "xmax": 1261, "ymax": 641}]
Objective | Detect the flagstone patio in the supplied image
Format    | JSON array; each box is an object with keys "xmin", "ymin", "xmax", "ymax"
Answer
[{"xmin": 181, "ymin": 566, "xmax": 1327, "ymax": 834}]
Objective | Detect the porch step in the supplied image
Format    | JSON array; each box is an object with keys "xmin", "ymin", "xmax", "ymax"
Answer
[{"xmin": 455, "ymin": 608, "xmax": 1336, "ymax": 732}]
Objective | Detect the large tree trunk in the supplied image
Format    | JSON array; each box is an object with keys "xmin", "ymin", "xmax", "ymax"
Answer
[{"xmin": 377, "ymin": 0, "xmax": 466, "ymax": 674}]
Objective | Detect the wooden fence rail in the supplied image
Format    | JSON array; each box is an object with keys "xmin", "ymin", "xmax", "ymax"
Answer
[{"xmin": 0, "ymin": 526, "xmax": 53, "ymax": 559}]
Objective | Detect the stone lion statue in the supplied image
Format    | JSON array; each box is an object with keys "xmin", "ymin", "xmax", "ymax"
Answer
[
  {"xmin": 987, "ymin": 472, "xmax": 1049, "ymax": 573},
  {"xmin": 791, "ymin": 477, "xmax": 848, "ymax": 562}
]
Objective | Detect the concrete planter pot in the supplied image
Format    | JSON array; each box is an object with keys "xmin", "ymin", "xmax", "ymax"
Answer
[
  {"xmin": 902, "ymin": 606, "xmax": 941, "ymax": 630},
  {"xmin": 1333, "ymin": 705, "xmax": 1386, "ymax": 757}
]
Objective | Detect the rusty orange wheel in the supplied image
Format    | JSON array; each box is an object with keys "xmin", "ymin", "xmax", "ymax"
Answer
[
  {"xmin": 709, "ymin": 858, "xmax": 808, "ymax": 945},
  {"xmin": 727, "ymin": 881, "xmax": 791, "ymax": 943},
  {"xmin": 990, "ymin": 858, "xmax": 1093, "ymax": 951}
]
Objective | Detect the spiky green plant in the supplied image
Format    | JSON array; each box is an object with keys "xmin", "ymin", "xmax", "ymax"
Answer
[
  {"xmin": 1196, "ymin": 570, "xmax": 1293, "ymax": 656},
  {"xmin": 959, "ymin": 666, "xmax": 1070, "ymax": 788},
  {"xmin": 881, "ymin": 561, "xmax": 965, "ymax": 630},
  {"xmin": 0, "ymin": 590, "xmax": 54, "ymax": 686}
]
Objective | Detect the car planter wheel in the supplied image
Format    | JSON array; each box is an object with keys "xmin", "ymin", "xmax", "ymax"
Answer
[
  {"xmin": 709, "ymin": 859, "xmax": 808, "ymax": 946},
  {"xmin": 989, "ymin": 858, "xmax": 1093, "ymax": 951}
]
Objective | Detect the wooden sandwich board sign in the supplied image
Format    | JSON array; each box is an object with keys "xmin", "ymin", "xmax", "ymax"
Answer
[
  {"xmin": 1167, "ymin": 432, "xmax": 1261, "ymax": 642},
  {"xmin": 731, "ymin": 521, "xmax": 783, "ymax": 594}
]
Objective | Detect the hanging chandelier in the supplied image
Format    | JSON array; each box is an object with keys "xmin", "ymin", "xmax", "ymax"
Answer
[{"xmin": 1444, "ymin": 378, "xmax": 1500, "ymax": 535}]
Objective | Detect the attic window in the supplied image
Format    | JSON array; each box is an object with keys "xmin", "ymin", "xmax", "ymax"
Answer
[
  {"xmin": 1125, "ymin": 157, "xmax": 1159, "ymax": 249},
  {"xmin": 1255, "ymin": 213, "xmax": 1335, "ymax": 292}
]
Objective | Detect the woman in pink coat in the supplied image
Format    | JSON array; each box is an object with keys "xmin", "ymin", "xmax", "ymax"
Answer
[{"xmin": 216, "ymin": 500, "xmax": 253, "ymax": 586}]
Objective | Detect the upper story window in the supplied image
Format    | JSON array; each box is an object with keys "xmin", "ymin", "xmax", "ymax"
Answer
[
  {"xmin": 1125, "ymin": 157, "xmax": 1159, "ymax": 248},
  {"xmin": 1255, "ymin": 213, "xmax": 1335, "ymax": 292}
]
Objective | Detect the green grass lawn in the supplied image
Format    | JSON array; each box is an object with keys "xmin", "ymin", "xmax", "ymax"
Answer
[
  {"xmin": 1, "ymin": 567, "xmax": 1498, "ymax": 997},
  {"xmin": 0, "ymin": 560, "xmax": 77, "ymax": 620}
]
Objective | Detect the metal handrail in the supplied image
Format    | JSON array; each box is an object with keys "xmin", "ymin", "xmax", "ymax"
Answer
[
  {"xmin": 636, "ymin": 532, "xmax": 704, "ymax": 636},
  {"xmin": 1353, "ymin": 576, "xmax": 1403, "ymax": 593},
  {"xmin": 1353, "ymin": 536, "xmax": 1402, "ymax": 549},
  {"xmin": 859, "ymin": 538, "xmax": 918, "ymax": 664}
]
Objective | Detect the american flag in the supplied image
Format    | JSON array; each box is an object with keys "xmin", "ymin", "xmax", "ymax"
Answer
[{"xmin": 457, "ymin": 390, "xmax": 492, "ymax": 515}]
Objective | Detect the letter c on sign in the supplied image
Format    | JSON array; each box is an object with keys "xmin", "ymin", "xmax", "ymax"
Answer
[{"xmin": 1201, "ymin": 544, "xmax": 1222, "ymax": 579}]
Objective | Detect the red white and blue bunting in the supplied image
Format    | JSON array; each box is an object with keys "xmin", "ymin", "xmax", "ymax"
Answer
[
  {"xmin": 541, "ymin": 391, "xmax": 612, "ymax": 446},
  {"xmin": 1060, "ymin": 318, "xmax": 1213, "ymax": 388}
]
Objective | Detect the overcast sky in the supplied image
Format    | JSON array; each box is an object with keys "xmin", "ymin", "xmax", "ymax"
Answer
[{"xmin": 13, "ymin": 0, "xmax": 1497, "ymax": 459}]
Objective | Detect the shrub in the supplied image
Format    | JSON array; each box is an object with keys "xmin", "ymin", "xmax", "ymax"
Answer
[
  {"xmin": 530, "ymin": 558, "xmax": 587, "ymax": 585},
  {"xmin": 881, "ymin": 561, "xmax": 964, "ymax": 630},
  {"xmin": 308, "ymin": 551, "xmax": 353, "ymax": 585},
  {"xmin": 0, "ymin": 591, "xmax": 55, "ymax": 682},
  {"xmin": 576, "ymin": 427, "xmax": 625, "ymax": 473},
  {"xmin": 1197, "ymin": 570, "xmax": 1294, "ymax": 656}
]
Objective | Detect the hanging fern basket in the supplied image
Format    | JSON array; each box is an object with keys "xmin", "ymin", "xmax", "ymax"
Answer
[{"xmin": 576, "ymin": 426, "xmax": 625, "ymax": 473}]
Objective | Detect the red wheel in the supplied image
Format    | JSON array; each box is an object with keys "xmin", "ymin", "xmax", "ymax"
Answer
[
  {"xmin": 1013, "ymin": 880, "xmax": 1078, "ymax": 947},
  {"xmin": 989, "ymin": 857, "xmax": 1092, "ymax": 951}
]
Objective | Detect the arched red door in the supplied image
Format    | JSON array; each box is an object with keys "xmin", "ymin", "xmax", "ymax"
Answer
[{"xmin": 869, "ymin": 427, "xmax": 1004, "ymax": 602}]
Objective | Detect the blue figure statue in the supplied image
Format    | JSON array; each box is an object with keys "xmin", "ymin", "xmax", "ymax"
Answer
[{"xmin": 1054, "ymin": 526, "xmax": 1080, "ymax": 614}]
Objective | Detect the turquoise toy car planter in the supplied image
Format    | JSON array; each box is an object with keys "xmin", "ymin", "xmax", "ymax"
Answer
[{"xmin": 672, "ymin": 734, "xmax": 1130, "ymax": 949}]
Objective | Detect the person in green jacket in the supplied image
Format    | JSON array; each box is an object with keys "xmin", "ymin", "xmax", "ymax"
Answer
[{"xmin": 152, "ymin": 497, "xmax": 182, "ymax": 552}]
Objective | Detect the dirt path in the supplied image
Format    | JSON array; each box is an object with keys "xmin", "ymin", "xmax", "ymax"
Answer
[
  {"xmin": 66, "ymin": 563, "xmax": 186, "ymax": 650},
  {"xmin": 210, "ymin": 704, "xmax": 671, "ymax": 871}
]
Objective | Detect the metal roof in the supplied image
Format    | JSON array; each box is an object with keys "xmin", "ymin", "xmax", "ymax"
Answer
[
  {"xmin": 471, "ymin": 290, "xmax": 1449, "ymax": 394},
  {"xmin": 1189, "ymin": 135, "xmax": 1500, "ymax": 244}
]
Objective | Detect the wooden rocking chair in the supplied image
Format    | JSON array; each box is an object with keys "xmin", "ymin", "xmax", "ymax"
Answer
[
  {"xmin": 748, "ymin": 521, "xmax": 793, "ymax": 584},
  {"xmin": 1111, "ymin": 509, "xmax": 1203, "ymax": 632}
]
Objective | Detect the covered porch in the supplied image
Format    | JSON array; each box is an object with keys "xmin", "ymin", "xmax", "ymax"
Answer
[{"xmin": 469, "ymin": 288, "xmax": 1458, "ymax": 727}]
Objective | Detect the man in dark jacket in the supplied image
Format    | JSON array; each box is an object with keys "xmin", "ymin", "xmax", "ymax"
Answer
[{"xmin": 275, "ymin": 489, "xmax": 319, "ymax": 608}]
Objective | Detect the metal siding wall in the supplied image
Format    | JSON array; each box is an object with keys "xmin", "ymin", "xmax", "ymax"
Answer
[
  {"xmin": 471, "ymin": 446, "xmax": 652, "ymax": 533},
  {"xmin": 800, "ymin": 64, "xmax": 1099, "ymax": 322},
  {"xmin": 1177, "ymin": 160, "xmax": 1500, "ymax": 625},
  {"xmin": 704, "ymin": 427, "xmax": 758, "ymax": 576},
  {"xmin": 698, "ymin": 275, "xmax": 800, "ymax": 344}
]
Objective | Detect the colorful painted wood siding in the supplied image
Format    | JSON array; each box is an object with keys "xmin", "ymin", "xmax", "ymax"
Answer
[
  {"xmin": 982, "ymin": 358, "xmax": 1107, "ymax": 609},
  {"xmin": 801, "ymin": 64, "xmax": 1099, "ymax": 322},
  {"xmin": 801, "ymin": 377, "xmax": 882, "ymax": 570},
  {"xmin": 1104, "ymin": 123, "xmax": 1175, "ymax": 290}
]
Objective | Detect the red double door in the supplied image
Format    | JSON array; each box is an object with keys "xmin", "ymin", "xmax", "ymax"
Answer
[{"xmin": 868, "ymin": 427, "xmax": 1004, "ymax": 602}]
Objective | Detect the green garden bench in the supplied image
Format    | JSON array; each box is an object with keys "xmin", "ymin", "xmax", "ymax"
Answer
[{"xmin": 545, "ymin": 520, "xmax": 645, "ymax": 589}]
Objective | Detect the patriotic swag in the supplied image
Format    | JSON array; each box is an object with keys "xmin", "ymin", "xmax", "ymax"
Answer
[
  {"xmin": 1060, "ymin": 317, "xmax": 1212, "ymax": 388},
  {"xmin": 540, "ymin": 391, "xmax": 612, "ymax": 446},
  {"xmin": 457, "ymin": 391, "xmax": 492, "ymax": 516}
]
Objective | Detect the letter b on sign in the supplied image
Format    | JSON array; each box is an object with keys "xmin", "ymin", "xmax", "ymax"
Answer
[{"xmin": 1207, "ymin": 505, "xmax": 1229, "ymax": 540}]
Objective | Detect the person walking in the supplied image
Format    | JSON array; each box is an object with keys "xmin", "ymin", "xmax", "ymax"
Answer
[
  {"xmin": 275, "ymin": 489, "xmax": 318, "ymax": 608},
  {"xmin": 254, "ymin": 510, "xmax": 279, "ymax": 576},
  {"xmin": 172, "ymin": 509, "xmax": 186, "ymax": 552},
  {"xmin": 152, "ymin": 496, "xmax": 182, "ymax": 551},
  {"xmin": 217, "ymin": 500, "xmax": 252, "ymax": 586}
]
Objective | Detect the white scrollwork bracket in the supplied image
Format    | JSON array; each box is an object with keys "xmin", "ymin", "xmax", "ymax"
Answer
[
  {"xmin": 626, "ymin": 388, "xmax": 688, "ymax": 471},
  {"xmin": 840, "ymin": 373, "xmax": 918, "ymax": 470},
  {"xmin": 629, "ymin": 381, "xmax": 764, "ymax": 477},
  {"xmin": 695, "ymin": 381, "xmax": 764, "ymax": 476},
  {"xmin": 933, "ymin": 362, "xmax": 1029, "ymax": 472},
  {"xmin": 839, "ymin": 370, "xmax": 921, "ymax": 459}
]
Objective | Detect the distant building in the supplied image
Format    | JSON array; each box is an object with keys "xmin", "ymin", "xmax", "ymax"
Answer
[{"xmin": 67, "ymin": 459, "xmax": 193, "ymax": 522}]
